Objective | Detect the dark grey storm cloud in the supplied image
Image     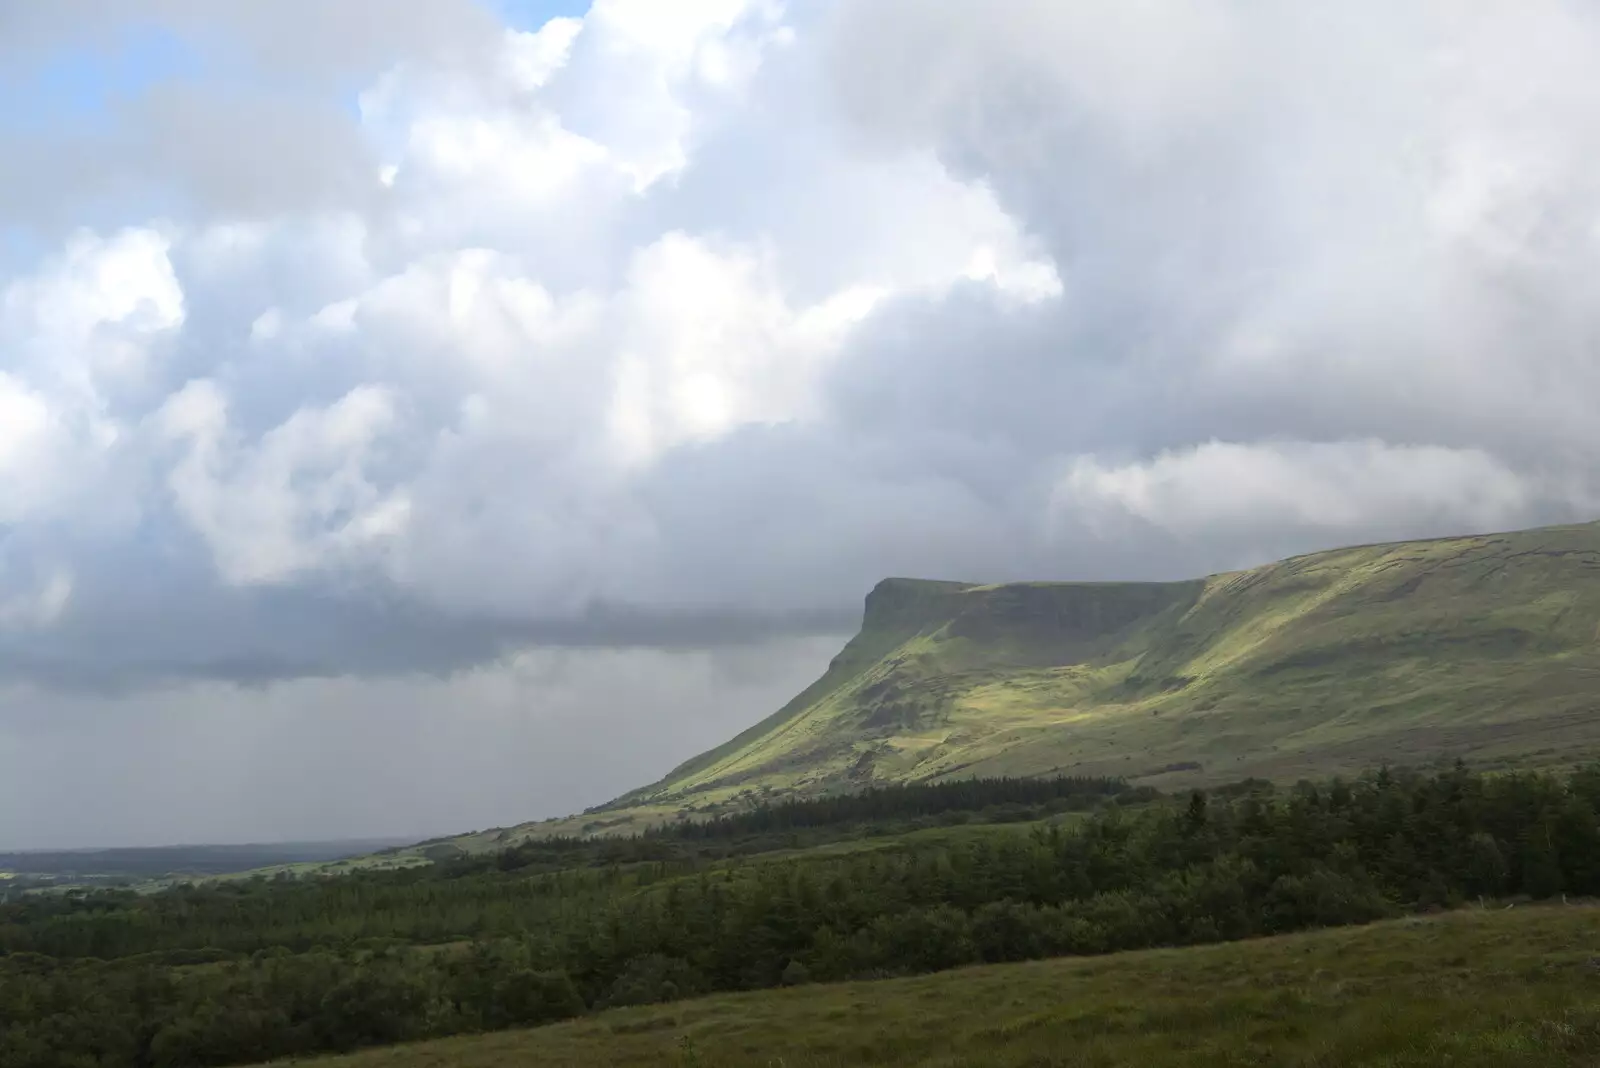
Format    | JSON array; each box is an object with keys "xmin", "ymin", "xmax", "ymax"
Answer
[{"xmin": 6, "ymin": 566, "xmax": 857, "ymax": 692}]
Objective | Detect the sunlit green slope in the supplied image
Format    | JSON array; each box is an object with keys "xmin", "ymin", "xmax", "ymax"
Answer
[
  {"xmin": 475, "ymin": 521, "xmax": 1600, "ymax": 844},
  {"xmin": 633, "ymin": 521, "xmax": 1600, "ymax": 797}
]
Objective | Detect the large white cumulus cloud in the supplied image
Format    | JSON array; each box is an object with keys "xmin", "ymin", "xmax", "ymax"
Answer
[
  {"xmin": 5, "ymin": 0, "xmax": 1600, "ymax": 684},
  {"xmin": 8, "ymin": 0, "xmax": 1600, "ymax": 843}
]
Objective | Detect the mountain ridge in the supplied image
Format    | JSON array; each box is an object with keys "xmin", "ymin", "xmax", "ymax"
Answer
[{"xmin": 462, "ymin": 519, "xmax": 1600, "ymax": 847}]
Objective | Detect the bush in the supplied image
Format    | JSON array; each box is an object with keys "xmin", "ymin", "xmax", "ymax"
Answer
[{"xmin": 601, "ymin": 955, "xmax": 708, "ymax": 1008}]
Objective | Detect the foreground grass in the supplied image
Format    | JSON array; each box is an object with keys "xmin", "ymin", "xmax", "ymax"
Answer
[{"xmin": 276, "ymin": 904, "xmax": 1600, "ymax": 1067}]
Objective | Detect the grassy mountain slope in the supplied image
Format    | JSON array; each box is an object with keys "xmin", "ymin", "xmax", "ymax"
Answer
[{"xmin": 488, "ymin": 521, "xmax": 1600, "ymax": 844}]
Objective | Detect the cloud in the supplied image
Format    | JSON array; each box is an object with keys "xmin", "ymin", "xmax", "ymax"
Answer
[
  {"xmin": 0, "ymin": 0, "xmax": 500, "ymax": 78},
  {"xmin": 5, "ymin": 0, "xmax": 1600, "ymax": 670},
  {"xmin": 1050, "ymin": 440, "xmax": 1567, "ymax": 576},
  {"xmin": 1061, "ymin": 441, "xmax": 1535, "ymax": 535},
  {"xmin": 0, "ymin": 567, "xmax": 72, "ymax": 631},
  {"xmin": 0, "ymin": 1, "xmax": 509, "ymax": 229},
  {"xmin": 156, "ymin": 380, "xmax": 409, "ymax": 585},
  {"xmin": 5, "ymin": 1, "xmax": 1600, "ymax": 842}
]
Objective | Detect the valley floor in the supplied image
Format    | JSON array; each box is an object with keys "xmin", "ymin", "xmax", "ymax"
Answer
[{"xmin": 272, "ymin": 903, "xmax": 1600, "ymax": 1068}]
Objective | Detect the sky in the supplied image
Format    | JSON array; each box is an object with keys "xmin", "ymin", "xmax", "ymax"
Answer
[{"xmin": 5, "ymin": 1, "xmax": 1600, "ymax": 848}]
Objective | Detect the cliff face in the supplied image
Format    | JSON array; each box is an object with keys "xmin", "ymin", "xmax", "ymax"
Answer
[
  {"xmin": 857, "ymin": 578, "xmax": 973, "ymax": 633},
  {"xmin": 603, "ymin": 521, "xmax": 1600, "ymax": 818},
  {"xmin": 859, "ymin": 577, "xmax": 1200, "ymax": 638}
]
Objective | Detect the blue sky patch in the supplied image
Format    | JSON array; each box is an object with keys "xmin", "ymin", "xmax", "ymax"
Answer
[
  {"xmin": 494, "ymin": 0, "xmax": 594, "ymax": 33},
  {"xmin": 0, "ymin": 23, "xmax": 203, "ymax": 136}
]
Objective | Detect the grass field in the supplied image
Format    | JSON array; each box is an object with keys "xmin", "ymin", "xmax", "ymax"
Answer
[{"xmin": 271, "ymin": 904, "xmax": 1600, "ymax": 1067}]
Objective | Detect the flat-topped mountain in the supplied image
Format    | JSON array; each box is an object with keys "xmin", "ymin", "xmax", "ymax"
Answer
[{"xmin": 472, "ymin": 520, "xmax": 1600, "ymax": 845}]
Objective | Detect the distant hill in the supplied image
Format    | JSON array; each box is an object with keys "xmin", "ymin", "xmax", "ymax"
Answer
[
  {"xmin": 0, "ymin": 839, "xmax": 418, "ymax": 888},
  {"xmin": 475, "ymin": 520, "xmax": 1600, "ymax": 845}
]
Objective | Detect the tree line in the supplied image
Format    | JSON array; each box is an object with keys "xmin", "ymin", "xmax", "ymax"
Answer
[
  {"xmin": 446, "ymin": 774, "xmax": 1148, "ymax": 874},
  {"xmin": 3, "ymin": 764, "xmax": 1599, "ymax": 1067}
]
